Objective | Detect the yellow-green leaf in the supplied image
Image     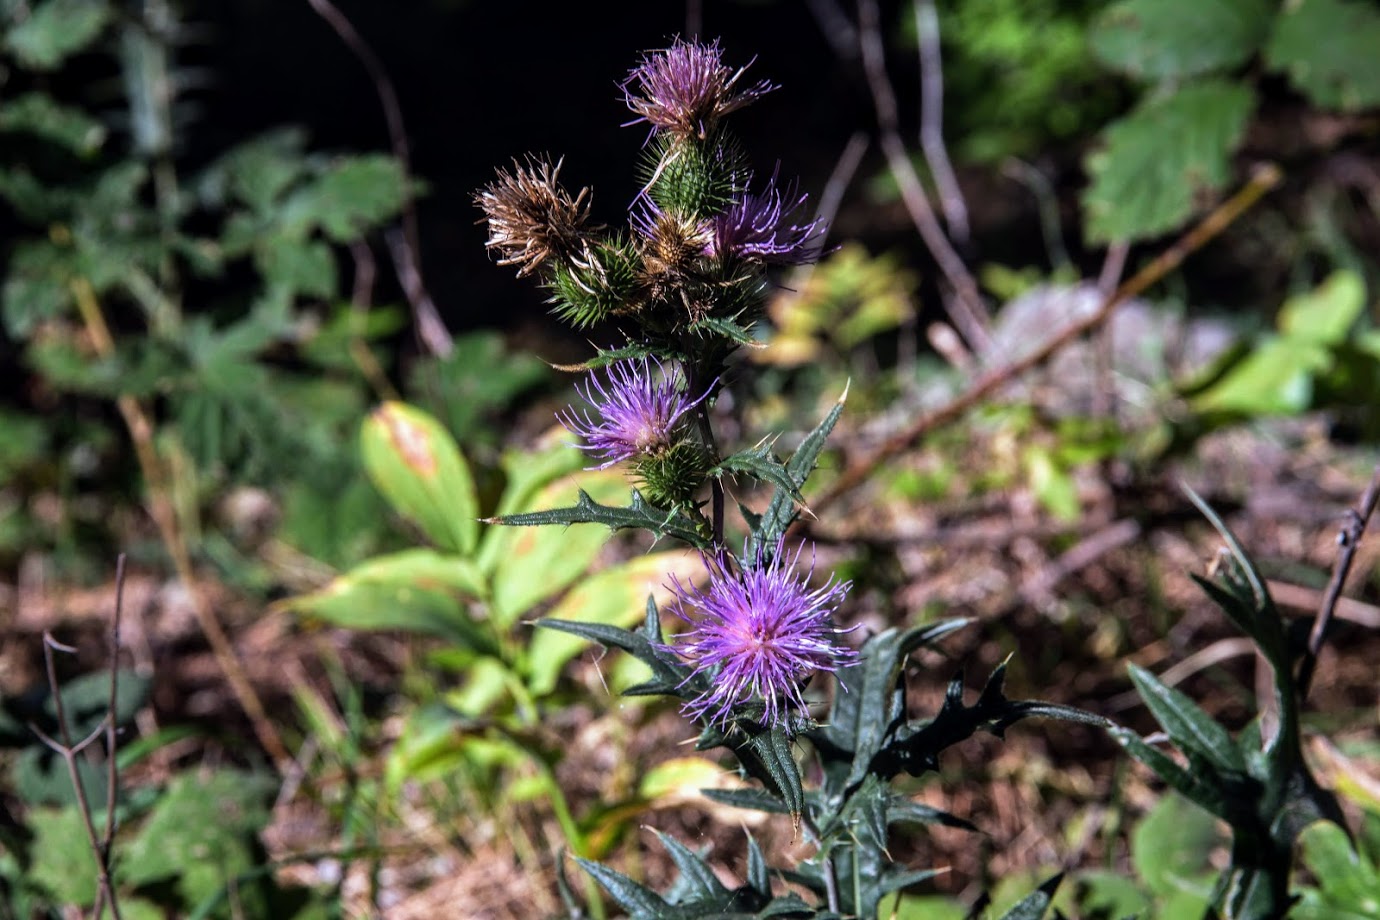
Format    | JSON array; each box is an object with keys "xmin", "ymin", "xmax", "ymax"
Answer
[
  {"xmin": 361, "ymin": 401, "xmax": 479, "ymax": 555},
  {"xmin": 525, "ymin": 550, "xmax": 706, "ymax": 695}
]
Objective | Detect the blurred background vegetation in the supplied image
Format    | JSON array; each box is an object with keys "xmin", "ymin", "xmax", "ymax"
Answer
[{"xmin": 1, "ymin": 0, "xmax": 1378, "ymax": 917}]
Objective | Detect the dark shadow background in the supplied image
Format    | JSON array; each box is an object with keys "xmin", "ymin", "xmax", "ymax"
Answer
[{"xmin": 200, "ymin": 0, "xmax": 873, "ymax": 335}]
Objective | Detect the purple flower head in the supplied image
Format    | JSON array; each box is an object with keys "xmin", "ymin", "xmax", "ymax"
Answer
[
  {"xmin": 558, "ymin": 358, "xmax": 709, "ymax": 469},
  {"xmin": 622, "ymin": 38, "xmax": 776, "ymax": 141},
  {"xmin": 666, "ymin": 541, "xmax": 857, "ymax": 729},
  {"xmin": 707, "ymin": 171, "xmax": 828, "ymax": 265}
]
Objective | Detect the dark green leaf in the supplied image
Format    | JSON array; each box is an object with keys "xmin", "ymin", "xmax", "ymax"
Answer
[
  {"xmin": 653, "ymin": 830, "xmax": 730, "ymax": 900},
  {"xmin": 887, "ymin": 795, "xmax": 978, "ymax": 833},
  {"xmin": 1090, "ymin": 0, "xmax": 1272, "ymax": 80},
  {"xmin": 715, "ymin": 442, "xmax": 801, "ymax": 505},
  {"xmin": 747, "ymin": 835, "xmax": 770, "ymax": 896},
  {"xmin": 0, "ymin": 92, "xmax": 106, "ymax": 154},
  {"xmin": 1266, "ymin": 0, "xmax": 1380, "ymax": 111},
  {"xmin": 751, "ymin": 394, "xmax": 846, "ymax": 557},
  {"xmin": 576, "ymin": 857, "xmax": 674, "ymax": 918},
  {"xmin": 997, "ymin": 874, "xmax": 1064, "ymax": 920},
  {"xmin": 700, "ymin": 787, "xmax": 792, "ymax": 815},
  {"xmin": 491, "ymin": 487, "xmax": 707, "ymax": 547},
  {"xmin": 4, "ymin": 0, "xmax": 112, "ymax": 70},
  {"xmin": 1108, "ymin": 726, "xmax": 1234, "ymax": 821},
  {"xmin": 1127, "ymin": 663, "xmax": 1247, "ymax": 774}
]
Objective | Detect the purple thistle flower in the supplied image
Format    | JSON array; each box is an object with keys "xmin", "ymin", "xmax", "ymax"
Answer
[
  {"xmin": 622, "ymin": 38, "xmax": 776, "ymax": 141},
  {"xmin": 558, "ymin": 358, "xmax": 709, "ymax": 469},
  {"xmin": 707, "ymin": 171, "xmax": 828, "ymax": 265},
  {"xmin": 666, "ymin": 542, "xmax": 857, "ymax": 729}
]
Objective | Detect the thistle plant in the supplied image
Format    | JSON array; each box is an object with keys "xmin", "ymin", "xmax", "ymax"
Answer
[{"xmin": 476, "ymin": 39, "xmax": 1112, "ymax": 918}]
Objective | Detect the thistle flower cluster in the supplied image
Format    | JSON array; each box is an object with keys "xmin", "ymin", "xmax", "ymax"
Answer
[{"xmin": 481, "ymin": 39, "xmax": 852, "ymax": 733}]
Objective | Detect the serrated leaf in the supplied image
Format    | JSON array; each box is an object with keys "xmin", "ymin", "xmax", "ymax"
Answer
[
  {"xmin": 751, "ymin": 394, "xmax": 845, "ymax": 557},
  {"xmin": 120, "ymin": 770, "xmax": 275, "ymax": 909},
  {"xmin": 688, "ymin": 314, "xmax": 760, "ymax": 345},
  {"xmin": 1083, "ymin": 80, "xmax": 1255, "ymax": 243},
  {"xmin": 653, "ymin": 830, "xmax": 730, "ymax": 900},
  {"xmin": 576, "ymin": 857, "xmax": 675, "ymax": 918},
  {"xmin": 716, "ymin": 726, "xmax": 805, "ymax": 820},
  {"xmin": 715, "ymin": 442, "xmax": 802, "ymax": 504},
  {"xmin": 4, "ymin": 0, "xmax": 112, "ymax": 70},
  {"xmin": 525, "ymin": 550, "xmax": 705, "ymax": 695},
  {"xmin": 282, "ymin": 155, "xmax": 407, "ymax": 242},
  {"xmin": 1090, "ymin": 0, "xmax": 1272, "ymax": 80},
  {"xmin": 700, "ymin": 786, "xmax": 792, "ymax": 815},
  {"xmin": 1127, "ymin": 663, "xmax": 1247, "ymax": 774},
  {"xmin": 1266, "ymin": 0, "xmax": 1380, "ymax": 111},
  {"xmin": 492, "ymin": 487, "xmax": 707, "ymax": 546},
  {"xmin": 0, "ymin": 92, "xmax": 106, "ymax": 153},
  {"xmin": 28, "ymin": 806, "xmax": 98, "ymax": 905},
  {"xmin": 255, "ymin": 234, "xmax": 337, "ymax": 298},
  {"xmin": 361, "ymin": 402, "xmax": 479, "ymax": 555}
]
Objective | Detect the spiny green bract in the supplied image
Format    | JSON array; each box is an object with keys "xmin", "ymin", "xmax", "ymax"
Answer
[
  {"xmin": 545, "ymin": 237, "xmax": 641, "ymax": 329},
  {"xmin": 641, "ymin": 131, "xmax": 746, "ymax": 217}
]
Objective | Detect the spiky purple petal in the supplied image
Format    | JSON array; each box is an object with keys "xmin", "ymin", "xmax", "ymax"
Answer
[
  {"xmin": 666, "ymin": 542, "xmax": 856, "ymax": 729},
  {"xmin": 622, "ymin": 38, "xmax": 776, "ymax": 140},
  {"xmin": 707, "ymin": 172, "xmax": 828, "ymax": 265},
  {"xmin": 558, "ymin": 358, "xmax": 708, "ymax": 469}
]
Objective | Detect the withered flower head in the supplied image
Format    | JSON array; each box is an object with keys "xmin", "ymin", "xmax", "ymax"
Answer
[
  {"xmin": 475, "ymin": 155, "xmax": 594, "ymax": 278},
  {"xmin": 632, "ymin": 199, "xmax": 712, "ymax": 279},
  {"xmin": 622, "ymin": 38, "xmax": 776, "ymax": 141}
]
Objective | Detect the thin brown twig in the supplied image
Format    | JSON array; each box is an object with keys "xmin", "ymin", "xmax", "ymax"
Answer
[
  {"xmin": 806, "ymin": 162, "xmax": 1284, "ymax": 517},
  {"xmin": 913, "ymin": 0, "xmax": 968, "ymax": 245},
  {"xmin": 347, "ymin": 240, "xmax": 401, "ymax": 402},
  {"xmin": 857, "ymin": 0, "xmax": 990, "ymax": 350},
  {"xmin": 1298, "ymin": 461, "xmax": 1380, "ymax": 698},
  {"xmin": 102, "ymin": 555, "xmax": 126, "ymax": 855},
  {"xmin": 303, "ymin": 0, "xmax": 453, "ymax": 358},
  {"xmin": 36, "ymin": 632, "xmax": 123, "ymax": 920},
  {"xmin": 71, "ymin": 278, "xmax": 292, "ymax": 774}
]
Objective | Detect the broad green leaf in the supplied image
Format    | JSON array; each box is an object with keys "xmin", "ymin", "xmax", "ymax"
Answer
[
  {"xmin": 1189, "ymin": 335, "xmax": 1325, "ymax": 415},
  {"xmin": 121, "ymin": 770, "xmax": 275, "ymax": 909},
  {"xmin": 638, "ymin": 756, "xmax": 724, "ymax": 802},
  {"xmin": 1090, "ymin": 0, "xmax": 1272, "ymax": 80},
  {"xmin": 28, "ymin": 806, "xmax": 97, "ymax": 905},
  {"xmin": 1279, "ymin": 270, "xmax": 1365, "ymax": 345},
  {"xmin": 1127, "ymin": 663, "xmax": 1247, "ymax": 773},
  {"xmin": 1130, "ymin": 792, "xmax": 1222, "ymax": 901},
  {"xmin": 361, "ymin": 402, "xmax": 479, "ymax": 555},
  {"xmin": 1266, "ymin": 0, "xmax": 1380, "ymax": 111},
  {"xmin": 1294, "ymin": 820, "xmax": 1380, "ymax": 917},
  {"xmin": 487, "ymin": 469, "xmax": 625, "ymax": 627},
  {"xmin": 1083, "ymin": 80, "xmax": 1255, "ymax": 243},
  {"xmin": 0, "ymin": 92, "xmax": 105, "ymax": 153},
  {"xmin": 342, "ymin": 548, "xmax": 485, "ymax": 598},
  {"xmin": 443, "ymin": 655, "xmax": 518, "ymax": 717},
  {"xmin": 201, "ymin": 127, "xmax": 308, "ymax": 213},
  {"xmin": 282, "ymin": 554, "xmax": 494, "ymax": 652},
  {"xmin": 4, "ymin": 0, "xmax": 112, "ymax": 70},
  {"xmin": 1025, "ymin": 445, "xmax": 1079, "ymax": 521},
  {"xmin": 524, "ymin": 550, "xmax": 705, "ymax": 695},
  {"xmin": 475, "ymin": 438, "xmax": 588, "ymax": 574}
]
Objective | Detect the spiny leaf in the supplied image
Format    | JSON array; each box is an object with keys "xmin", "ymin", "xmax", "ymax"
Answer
[
  {"xmin": 751, "ymin": 391, "xmax": 846, "ymax": 557},
  {"xmin": 714, "ymin": 441, "xmax": 802, "ymax": 503},
  {"xmin": 489, "ymin": 487, "xmax": 708, "ymax": 547}
]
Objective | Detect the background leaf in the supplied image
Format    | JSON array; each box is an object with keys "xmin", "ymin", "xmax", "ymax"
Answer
[
  {"xmin": 1082, "ymin": 80, "xmax": 1255, "ymax": 243},
  {"xmin": 1265, "ymin": 0, "xmax": 1380, "ymax": 111},
  {"xmin": 1090, "ymin": 0, "xmax": 1272, "ymax": 80}
]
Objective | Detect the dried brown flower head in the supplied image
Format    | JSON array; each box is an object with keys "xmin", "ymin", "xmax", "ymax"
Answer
[{"xmin": 475, "ymin": 156, "xmax": 594, "ymax": 278}]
